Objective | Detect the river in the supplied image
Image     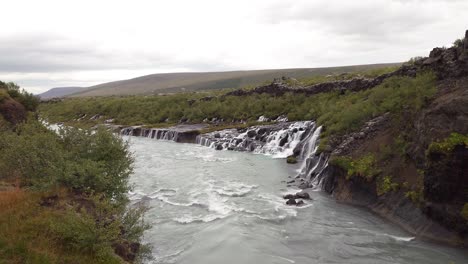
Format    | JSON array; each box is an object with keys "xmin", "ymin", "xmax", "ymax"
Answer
[{"xmin": 126, "ymin": 136, "xmax": 468, "ymax": 264}]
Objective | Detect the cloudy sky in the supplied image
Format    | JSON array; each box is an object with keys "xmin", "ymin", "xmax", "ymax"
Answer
[{"xmin": 1, "ymin": 0, "xmax": 466, "ymax": 94}]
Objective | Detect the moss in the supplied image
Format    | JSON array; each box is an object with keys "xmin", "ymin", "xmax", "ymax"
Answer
[
  {"xmin": 286, "ymin": 155, "xmax": 297, "ymax": 164},
  {"xmin": 427, "ymin": 133, "xmax": 468, "ymax": 155},
  {"xmin": 330, "ymin": 154, "xmax": 380, "ymax": 181},
  {"xmin": 461, "ymin": 204, "xmax": 468, "ymax": 221},
  {"xmin": 405, "ymin": 189, "xmax": 424, "ymax": 204},
  {"xmin": 377, "ymin": 176, "xmax": 399, "ymax": 196}
]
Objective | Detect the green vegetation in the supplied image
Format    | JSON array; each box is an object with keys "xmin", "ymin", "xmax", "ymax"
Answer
[
  {"xmin": 427, "ymin": 133, "xmax": 468, "ymax": 155},
  {"xmin": 286, "ymin": 155, "xmax": 298, "ymax": 164},
  {"xmin": 461, "ymin": 203, "xmax": 468, "ymax": 221},
  {"xmin": 0, "ymin": 82, "xmax": 149, "ymax": 263},
  {"xmin": 330, "ymin": 154, "xmax": 381, "ymax": 181},
  {"xmin": 453, "ymin": 38, "xmax": 465, "ymax": 48},
  {"xmin": 405, "ymin": 189, "xmax": 424, "ymax": 205},
  {"xmin": 0, "ymin": 81, "xmax": 39, "ymax": 112},
  {"xmin": 68, "ymin": 64, "xmax": 400, "ymax": 97},
  {"xmin": 40, "ymin": 72, "xmax": 437, "ymax": 154},
  {"xmin": 376, "ymin": 176, "xmax": 399, "ymax": 196}
]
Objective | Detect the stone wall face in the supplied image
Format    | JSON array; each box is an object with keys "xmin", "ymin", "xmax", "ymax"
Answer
[{"xmin": 464, "ymin": 30, "xmax": 468, "ymax": 53}]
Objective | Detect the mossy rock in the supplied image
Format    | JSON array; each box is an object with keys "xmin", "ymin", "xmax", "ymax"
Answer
[{"xmin": 286, "ymin": 155, "xmax": 297, "ymax": 164}]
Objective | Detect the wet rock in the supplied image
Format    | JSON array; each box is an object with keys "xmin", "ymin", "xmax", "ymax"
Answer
[
  {"xmin": 214, "ymin": 133, "xmax": 221, "ymax": 138},
  {"xmin": 296, "ymin": 200, "xmax": 305, "ymax": 206},
  {"xmin": 215, "ymin": 144, "xmax": 223, "ymax": 150},
  {"xmin": 286, "ymin": 180, "xmax": 295, "ymax": 184},
  {"xmin": 286, "ymin": 155, "xmax": 298, "ymax": 164},
  {"xmin": 279, "ymin": 134, "xmax": 289, "ymax": 147},
  {"xmin": 257, "ymin": 127, "xmax": 268, "ymax": 135},
  {"xmin": 247, "ymin": 130, "xmax": 257, "ymax": 138},
  {"xmin": 283, "ymin": 194, "xmax": 296, "ymax": 199},
  {"xmin": 295, "ymin": 191, "xmax": 310, "ymax": 200},
  {"xmin": 286, "ymin": 198, "xmax": 297, "ymax": 205},
  {"xmin": 298, "ymin": 182, "xmax": 309, "ymax": 189}
]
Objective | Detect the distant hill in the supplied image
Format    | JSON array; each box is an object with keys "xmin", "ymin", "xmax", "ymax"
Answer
[
  {"xmin": 69, "ymin": 63, "xmax": 401, "ymax": 97},
  {"xmin": 38, "ymin": 87, "xmax": 84, "ymax": 99}
]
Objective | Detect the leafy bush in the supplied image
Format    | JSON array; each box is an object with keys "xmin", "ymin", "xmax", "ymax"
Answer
[
  {"xmin": 377, "ymin": 176, "xmax": 399, "ymax": 196},
  {"xmin": 453, "ymin": 38, "xmax": 465, "ymax": 48},
  {"xmin": 0, "ymin": 121, "xmax": 134, "ymax": 204},
  {"xmin": 461, "ymin": 203, "xmax": 468, "ymax": 221},
  {"xmin": 427, "ymin": 133, "xmax": 468, "ymax": 155},
  {"xmin": 330, "ymin": 154, "xmax": 380, "ymax": 181},
  {"xmin": 405, "ymin": 189, "xmax": 423, "ymax": 204},
  {"xmin": 0, "ymin": 81, "xmax": 39, "ymax": 112}
]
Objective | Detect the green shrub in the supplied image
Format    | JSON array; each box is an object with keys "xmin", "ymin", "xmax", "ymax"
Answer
[
  {"xmin": 427, "ymin": 133, "xmax": 468, "ymax": 155},
  {"xmin": 405, "ymin": 189, "xmax": 423, "ymax": 204},
  {"xmin": 330, "ymin": 154, "xmax": 380, "ymax": 181},
  {"xmin": 377, "ymin": 176, "xmax": 399, "ymax": 196},
  {"xmin": 461, "ymin": 203, "xmax": 468, "ymax": 221},
  {"xmin": 453, "ymin": 38, "xmax": 465, "ymax": 48},
  {"xmin": 0, "ymin": 120, "xmax": 134, "ymax": 205}
]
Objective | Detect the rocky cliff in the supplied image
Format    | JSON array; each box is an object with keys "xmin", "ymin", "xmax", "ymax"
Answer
[{"xmin": 320, "ymin": 31, "xmax": 468, "ymax": 246}]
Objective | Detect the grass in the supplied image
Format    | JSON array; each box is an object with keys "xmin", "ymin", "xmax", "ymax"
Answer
[{"xmin": 0, "ymin": 189, "xmax": 123, "ymax": 264}]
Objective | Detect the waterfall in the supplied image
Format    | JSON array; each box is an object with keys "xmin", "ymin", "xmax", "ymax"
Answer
[
  {"xmin": 120, "ymin": 127, "xmax": 180, "ymax": 142},
  {"xmin": 123, "ymin": 121, "xmax": 329, "ymax": 189},
  {"xmin": 195, "ymin": 121, "xmax": 314, "ymax": 157}
]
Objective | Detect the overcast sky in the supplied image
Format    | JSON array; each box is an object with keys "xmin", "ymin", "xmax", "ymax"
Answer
[{"xmin": 1, "ymin": 0, "xmax": 467, "ymax": 94}]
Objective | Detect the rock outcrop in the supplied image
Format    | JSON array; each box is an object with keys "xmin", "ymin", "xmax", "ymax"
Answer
[
  {"xmin": 120, "ymin": 124, "xmax": 207, "ymax": 143},
  {"xmin": 320, "ymin": 30, "xmax": 468, "ymax": 246}
]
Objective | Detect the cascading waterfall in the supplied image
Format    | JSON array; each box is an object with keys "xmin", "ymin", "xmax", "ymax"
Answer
[
  {"xmin": 120, "ymin": 127, "xmax": 181, "ymax": 142},
  {"xmin": 122, "ymin": 121, "xmax": 330, "ymax": 189}
]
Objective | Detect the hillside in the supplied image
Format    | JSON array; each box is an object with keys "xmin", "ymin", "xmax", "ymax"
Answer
[
  {"xmin": 69, "ymin": 63, "xmax": 400, "ymax": 97},
  {"xmin": 0, "ymin": 82, "xmax": 149, "ymax": 262},
  {"xmin": 39, "ymin": 30, "xmax": 468, "ymax": 246},
  {"xmin": 38, "ymin": 87, "xmax": 84, "ymax": 99}
]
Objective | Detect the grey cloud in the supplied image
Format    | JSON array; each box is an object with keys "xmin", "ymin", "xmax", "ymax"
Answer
[
  {"xmin": 260, "ymin": 0, "xmax": 460, "ymax": 41},
  {"xmin": 0, "ymin": 34, "xmax": 181, "ymax": 73}
]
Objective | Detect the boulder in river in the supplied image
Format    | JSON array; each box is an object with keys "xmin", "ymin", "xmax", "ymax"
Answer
[
  {"xmin": 247, "ymin": 130, "xmax": 257, "ymax": 138},
  {"xmin": 286, "ymin": 198, "xmax": 297, "ymax": 205},
  {"xmin": 295, "ymin": 191, "xmax": 310, "ymax": 200}
]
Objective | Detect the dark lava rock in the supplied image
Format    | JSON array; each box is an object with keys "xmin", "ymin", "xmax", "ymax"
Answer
[
  {"xmin": 296, "ymin": 200, "xmax": 305, "ymax": 206},
  {"xmin": 283, "ymin": 194, "xmax": 296, "ymax": 199},
  {"xmin": 214, "ymin": 133, "xmax": 221, "ymax": 138},
  {"xmin": 215, "ymin": 144, "xmax": 223, "ymax": 150},
  {"xmin": 279, "ymin": 134, "xmax": 289, "ymax": 147},
  {"xmin": 257, "ymin": 127, "xmax": 268, "ymax": 135},
  {"xmin": 286, "ymin": 198, "xmax": 297, "ymax": 205},
  {"xmin": 247, "ymin": 130, "xmax": 257, "ymax": 138},
  {"xmin": 295, "ymin": 191, "xmax": 310, "ymax": 200},
  {"xmin": 113, "ymin": 241, "xmax": 140, "ymax": 262}
]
